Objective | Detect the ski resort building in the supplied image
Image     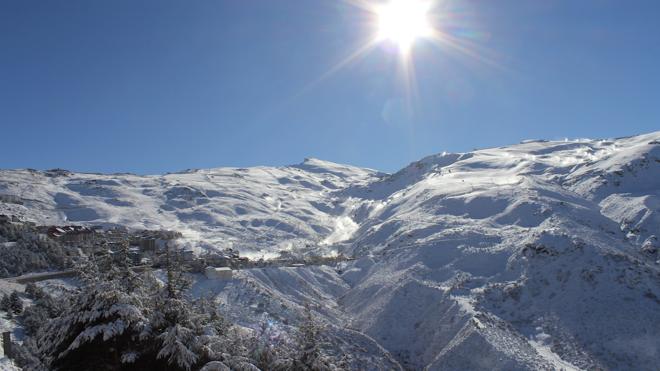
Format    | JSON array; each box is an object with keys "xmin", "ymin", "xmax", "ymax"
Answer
[{"xmin": 204, "ymin": 267, "xmax": 233, "ymax": 280}]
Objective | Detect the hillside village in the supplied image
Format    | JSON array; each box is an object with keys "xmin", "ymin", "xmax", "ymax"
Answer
[{"xmin": 0, "ymin": 213, "xmax": 351, "ymax": 282}]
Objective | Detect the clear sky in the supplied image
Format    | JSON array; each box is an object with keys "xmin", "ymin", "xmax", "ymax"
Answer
[{"xmin": 1, "ymin": 0, "xmax": 659, "ymax": 174}]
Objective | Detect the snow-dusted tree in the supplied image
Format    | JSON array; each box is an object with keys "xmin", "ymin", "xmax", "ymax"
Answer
[
  {"xmin": 0, "ymin": 293, "xmax": 10, "ymax": 312},
  {"xmin": 25, "ymin": 282, "xmax": 62, "ymax": 318},
  {"xmin": 291, "ymin": 304, "xmax": 334, "ymax": 371},
  {"xmin": 154, "ymin": 320, "xmax": 199, "ymax": 369},
  {"xmin": 35, "ymin": 259, "xmax": 151, "ymax": 370},
  {"xmin": 13, "ymin": 338, "xmax": 48, "ymax": 371},
  {"xmin": 21, "ymin": 241, "xmax": 269, "ymax": 370},
  {"xmin": 22, "ymin": 304, "xmax": 50, "ymax": 336},
  {"xmin": 114, "ymin": 242, "xmax": 143, "ymax": 294},
  {"xmin": 25, "ymin": 282, "xmax": 42, "ymax": 299},
  {"xmin": 245, "ymin": 316, "xmax": 293, "ymax": 371},
  {"xmin": 9, "ymin": 290, "xmax": 23, "ymax": 314},
  {"xmin": 163, "ymin": 245, "xmax": 192, "ymax": 298},
  {"xmin": 0, "ymin": 221, "xmax": 81, "ymax": 278},
  {"xmin": 136, "ymin": 244, "xmax": 202, "ymax": 371},
  {"xmin": 22, "ymin": 282, "xmax": 67, "ymax": 337}
]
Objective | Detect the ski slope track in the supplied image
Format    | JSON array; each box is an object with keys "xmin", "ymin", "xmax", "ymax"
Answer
[{"xmin": 2, "ymin": 132, "xmax": 660, "ymax": 370}]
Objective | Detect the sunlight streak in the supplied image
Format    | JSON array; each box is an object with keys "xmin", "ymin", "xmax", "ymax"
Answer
[
  {"xmin": 429, "ymin": 29, "xmax": 506, "ymax": 71},
  {"xmin": 292, "ymin": 38, "xmax": 381, "ymax": 100},
  {"xmin": 288, "ymin": 0, "xmax": 505, "ymax": 119}
]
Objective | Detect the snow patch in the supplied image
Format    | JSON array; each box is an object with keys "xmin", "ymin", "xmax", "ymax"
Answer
[{"xmin": 321, "ymin": 216, "xmax": 359, "ymax": 245}]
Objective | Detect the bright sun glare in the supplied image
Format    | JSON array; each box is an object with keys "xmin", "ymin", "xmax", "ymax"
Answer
[
  {"xmin": 376, "ymin": 0, "xmax": 433, "ymax": 53},
  {"xmin": 308, "ymin": 0, "xmax": 491, "ymax": 100}
]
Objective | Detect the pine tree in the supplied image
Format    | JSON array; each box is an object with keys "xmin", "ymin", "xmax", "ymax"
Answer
[
  {"xmin": 115, "ymin": 242, "xmax": 141, "ymax": 294},
  {"xmin": 13, "ymin": 338, "xmax": 48, "ymax": 371},
  {"xmin": 22, "ymin": 304, "xmax": 50, "ymax": 336},
  {"xmin": 193, "ymin": 297, "xmax": 230, "ymax": 337},
  {"xmin": 25, "ymin": 282, "xmax": 42, "ymax": 299},
  {"xmin": 35, "ymin": 257, "xmax": 150, "ymax": 370},
  {"xmin": 292, "ymin": 304, "xmax": 332, "ymax": 371},
  {"xmin": 156, "ymin": 324, "xmax": 198, "ymax": 369},
  {"xmin": 21, "ymin": 242, "xmax": 264, "ymax": 370},
  {"xmin": 147, "ymin": 245, "xmax": 201, "ymax": 371},
  {"xmin": 247, "ymin": 317, "xmax": 290, "ymax": 370},
  {"xmin": 163, "ymin": 245, "xmax": 191, "ymax": 299},
  {"xmin": 0, "ymin": 293, "xmax": 10, "ymax": 312},
  {"xmin": 9, "ymin": 291, "xmax": 23, "ymax": 314}
]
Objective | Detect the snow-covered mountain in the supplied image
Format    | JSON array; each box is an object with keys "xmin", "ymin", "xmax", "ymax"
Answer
[
  {"xmin": 0, "ymin": 158, "xmax": 380, "ymax": 257},
  {"xmin": 2, "ymin": 132, "xmax": 659, "ymax": 370}
]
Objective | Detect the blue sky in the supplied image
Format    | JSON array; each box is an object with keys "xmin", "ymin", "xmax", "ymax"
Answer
[{"xmin": 1, "ymin": 0, "xmax": 659, "ymax": 174}]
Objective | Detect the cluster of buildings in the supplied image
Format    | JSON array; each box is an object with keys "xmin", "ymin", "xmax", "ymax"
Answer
[
  {"xmin": 1, "ymin": 214, "xmax": 352, "ymax": 283},
  {"xmin": 195, "ymin": 248, "xmax": 250, "ymax": 270},
  {"xmin": 43, "ymin": 225, "xmax": 249, "ymax": 277},
  {"xmin": 33, "ymin": 224, "xmax": 183, "ymax": 267},
  {"xmin": 43, "ymin": 225, "xmax": 94, "ymax": 243}
]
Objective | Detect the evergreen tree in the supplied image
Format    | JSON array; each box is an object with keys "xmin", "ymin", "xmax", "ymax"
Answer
[
  {"xmin": 114, "ymin": 242, "xmax": 141, "ymax": 294},
  {"xmin": 9, "ymin": 291, "xmax": 23, "ymax": 314},
  {"xmin": 247, "ymin": 316, "xmax": 291, "ymax": 370},
  {"xmin": 146, "ymin": 245, "xmax": 201, "ymax": 371},
  {"xmin": 155, "ymin": 323, "xmax": 198, "ymax": 369},
  {"xmin": 22, "ymin": 304, "xmax": 50, "ymax": 336},
  {"xmin": 34, "ymin": 259, "xmax": 150, "ymax": 370},
  {"xmin": 19, "ymin": 243, "xmax": 275, "ymax": 371},
  {"xmin": 13, "ymin": 338, "xmax": 48, "ymax": 371},
  {"xmin": 0, "ymin": 221, "xmax": 81, "ymax": 278},
  {"xmin": 198, "ymin": 297, "xmax": 231, "ymax": 337},
  {"xmin": 292, "ymin": 304, "xmax": 332, "ymax": 371},
  {"xmin": 25, "ymin": 282, "xmax": 42, "ymax": 299},
  {"xmin": 0, "ymin": 293, "xmax": 10, "ymax": 312}
]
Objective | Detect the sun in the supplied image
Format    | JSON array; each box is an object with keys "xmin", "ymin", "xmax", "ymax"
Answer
[{"xmin": 376, "ymin": 0, "xmax": 433, "ymax": 53}]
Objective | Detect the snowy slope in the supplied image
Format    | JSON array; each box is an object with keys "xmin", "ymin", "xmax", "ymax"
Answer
[
  {"xmin": 1, "ymin": 132, "xmax": 659, "ymax": 370},
  {"xmin": 335, "ymin": 132, "xmax": 660, "ymax": 369},
  {"xmin": 0, "ymin": 158, "xmax": 379, "ymax": 257}
]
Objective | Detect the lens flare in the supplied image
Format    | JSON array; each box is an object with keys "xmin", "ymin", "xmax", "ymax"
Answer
[
  {"xmin": 289, "ymin": 0, "xmax": 501, "ymax": 116},
  {"xmin": 376, "ymin": 0, "xmax": 433, "ymax": 54}
]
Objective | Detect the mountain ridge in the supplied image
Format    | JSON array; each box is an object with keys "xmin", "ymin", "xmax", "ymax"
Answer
[{"xmin": 1, "ymin": 131, "xmax": 659, "ymax": 369}]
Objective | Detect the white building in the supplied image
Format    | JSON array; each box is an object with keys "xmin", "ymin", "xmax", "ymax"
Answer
[{"xmin": 205, "ymin": 266, "xmax": 233, "ymax": 280}]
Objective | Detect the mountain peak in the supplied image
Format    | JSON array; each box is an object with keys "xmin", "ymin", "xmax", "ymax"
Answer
[{"xmin": 291, "ymin": 157, "xmax": 380, "ymax": 178}]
